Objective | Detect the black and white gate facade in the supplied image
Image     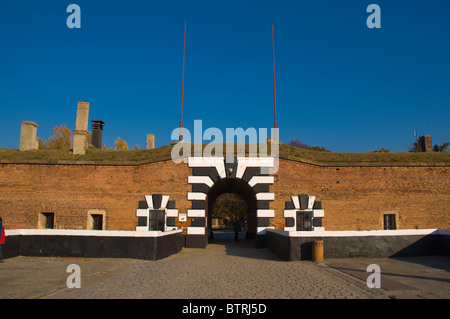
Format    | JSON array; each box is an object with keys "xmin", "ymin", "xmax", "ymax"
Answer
[
  {"xmin": 135, "ymin": 156, "xmax": 326, "ymax": 248},
  {"xmin": 186, "ymin": 156, "xmax": 275, "ymax": 247}
]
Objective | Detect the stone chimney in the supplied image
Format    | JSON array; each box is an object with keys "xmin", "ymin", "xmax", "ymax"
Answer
[
  {"xmin": 73, "ymin": 101, "xmax": 90, "ymax": 155},
  {"xmin": 147, "ymin": 134, "xmax": 155, "ymax": 149},
  {"xmin": 419, "ymin": 135, "xmax": 433, "ymax": 152},
  {"xmin": 19, "ymin": 121, "xmax": 39, "ymax": 151}
]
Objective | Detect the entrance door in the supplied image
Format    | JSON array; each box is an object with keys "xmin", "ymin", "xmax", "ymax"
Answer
[{"xmin": 296, "ymin": 211, "xmax": 312, "ymax": 231}]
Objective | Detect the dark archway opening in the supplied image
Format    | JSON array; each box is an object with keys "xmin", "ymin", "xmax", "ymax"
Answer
[{"xmin": 206, "ymin": 178, "xmax": 257, "ymax": 244}]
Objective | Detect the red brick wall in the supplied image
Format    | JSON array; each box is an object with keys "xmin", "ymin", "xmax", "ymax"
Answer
[
  {"xmin": 272, "ymin": 160, "xmax": 450, "ymax": 231},
  {"xmin": 0, "ymin": 161, "xmax": 191, "ymax": 231},
  {"xmin": 0, "ymin": 159, "xmax": 448, "ymax": 231}
]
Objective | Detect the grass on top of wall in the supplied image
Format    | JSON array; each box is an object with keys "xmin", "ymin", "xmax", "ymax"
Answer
[{"xmin": 0, "ymin": 143, "xmax": 449, "ymax": 166}]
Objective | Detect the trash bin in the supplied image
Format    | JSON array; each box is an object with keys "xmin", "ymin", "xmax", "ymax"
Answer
[{"xmin": 312, "ymin": 240, "xmax": 324, "ymax": 262}]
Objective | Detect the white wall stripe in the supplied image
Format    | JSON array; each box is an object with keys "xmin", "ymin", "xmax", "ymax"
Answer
[
  {"xmin": 166, "ymin": 209, "xmax": 178, "ymax": 217},
  {"xmin": 135, "ymin": 226, "xmax": 148, "ymax": 232},
  {"xmin": 291, "ymin": 196, "xmax": 300, "ymax": 210},
  {"xmin": 161, "ymin": 195, "xmax": 170, "ymax": 209},
  {"xmin": 268, "ymin": 229, "xmax": 443, "ymax": 237},
  {"xmin": 187, "ymin": 192, "xmax": 207, "ymax": 201},
  {"xmin": 145, "ymin": 195, "xmax": 153, "ymax": 209},
  {"xmin": 248, "ymin": 176, "xmax": 274, "ymax": 187},
  {"xmin": 5, "ymin": 229, "xmax": 183, "ymax": 237},
  {"xmin": 283, "ymin": 210, "xmax": 296, "ymax": 218},
  {"xmin": 188, "ymin": 157, "xmax": 226, "ymax": 179},
  {"xmin": 188, "ymin": 176, "xmax": 214, "ymax": 187},
  {"xmin": 308, "ymin": 196, "xmax": 316, "ymax": 209},
  {"xmin": 136, "ymin": 208, "xmax": 149, "ymax": 217},
  {"xmin": 187, "ymin": 209, "xmax": 206, "ymax": 217},
  {"xmin": 235, "ymin": 157, "xmax": 274, "ymax": 179},
  {"xmin": 257, "ymin": 209, "xmax": 275, "ymax": 218},
  {"xmin": 187, "ymin": 227, "xmax": 206, "ymax": 235},
  {"xmin": 312, "ymin": 209, "xmax": 325, "ymax": 218},
  {"xmin": 256, "ymin": 193, "xmax": 274, "ymax": 201}
]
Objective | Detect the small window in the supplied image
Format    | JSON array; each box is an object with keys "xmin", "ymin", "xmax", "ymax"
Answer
[
  {"xmin": 297, "ymin": 211, "xmax": 312, "ymax": 231},
  {"xmin": 40, "ymin": 212, "xmax": 54, "ymax": 229},
  {"xmin": 383, "ymin": 214, "xmax": 396, "ymax": 230},
  {"xmin": 91, "ymin": 214, "xmax": 103, "ymax": 230},
  {"xmin": 149, "ymin": 210, "xmax": 165, "ymax": 231}
]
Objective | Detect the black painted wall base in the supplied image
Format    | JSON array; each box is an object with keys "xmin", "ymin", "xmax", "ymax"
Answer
[
  {"xmin": 2, "ymin": 232, "xmax": 183, "ymax": 261},
  {"xmin": 185, "ymin": 234, "xmax": 207, "ymax": 248},
  {"xmin": 266, "ymin": 230, "xmax": 450, "ymax": 261},
  {"xmin": 255, "ymin": 235, "xmax": 267, "ymax": 248}
]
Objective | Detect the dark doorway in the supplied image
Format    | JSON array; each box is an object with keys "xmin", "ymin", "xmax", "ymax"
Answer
[{"xmin": 206, "ymin": 178, "xmax": 258, "ymax": 244}]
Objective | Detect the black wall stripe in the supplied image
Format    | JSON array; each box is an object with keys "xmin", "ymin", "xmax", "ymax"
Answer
[
  {"xmin": 241, "ymin": 167, "xmax": 263, "ymax": 182},
  {"xmin": 252, "ymin": 184, "xmax": 270, "ymax": 194},
  {"xmin": 167, "ymin": 200, "xmax": 176, "ymax": 209},
  {"xmin": 138, "ymin": 217, "xmax": 147, "ymax": 226},
  {"xmin": 285, "ymin": 217, "xmax": 295, "ymax": 227},
  {"xmin": 166, "ymin": 217, "xmax": 177, "ymax": 227},
  {"xmin": 257, "ymin": 217, "xmax": 270, "ymax": 227},
  {"xmin": 191, "ymin": 200, "xmax": 206, "ymax": 209},
  {"xmin": 257, "ymin": 201, "xmax": 270, "ymax": 209},
  {"xmin": 192, "ymin": 167, "xmax": 220, "ymax": 182},
  {"xmin": 190, "ymin": 218, "xmax": 206, "ymax": 227},
  {"xmin": 192, "ymin": 184, "xmax": 211, "ymax": 194},
  {"xmin": 313, "ymin": 217, "xmax": 323, "ymax": 227},
  {"xmin": 138, "ymin": 200, "xmax": 148, "ymax": 209},
  {"xmin": 285, "ymin": 201, "xmax": 294, "ymax": 209},
  {"xmin": 152, "ymin": 194, "xmax": 163, "ymax": 209},
  {"xmin": 299, "ymin": 194, "xmax": 309, "ymax": 210}
]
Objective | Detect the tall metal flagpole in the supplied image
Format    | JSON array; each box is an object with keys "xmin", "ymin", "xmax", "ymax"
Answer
[
  {"xmin": 179, "ymin": 20, "xmax": 186, "ymax": 141},
  {"xmin": 272, "ymin": 22, "xmax": 278, "ymax": 141}
]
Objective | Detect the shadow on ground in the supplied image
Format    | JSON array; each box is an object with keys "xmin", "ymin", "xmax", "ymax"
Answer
[{"xmin": 207, "ymin": 229, "xmax": 281, "ymax": 261}]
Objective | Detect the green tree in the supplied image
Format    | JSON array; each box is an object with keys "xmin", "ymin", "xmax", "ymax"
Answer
[{"xmin": 212, "ymin": 193, "xmax": 247, "ymax": 222}]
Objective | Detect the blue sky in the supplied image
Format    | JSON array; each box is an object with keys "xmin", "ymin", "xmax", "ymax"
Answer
[{"xmin": 0, "ymin": 0, "xmax": 449, "ymax": 152}]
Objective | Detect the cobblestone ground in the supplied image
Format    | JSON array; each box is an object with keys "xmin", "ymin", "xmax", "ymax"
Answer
[
  {"xmin": 43, "ymin": 235, "xmax": 387, "ymax": 299},
  {"xmin": 1, "ymin": 232, "xmax": 449, "ymax": 299}
]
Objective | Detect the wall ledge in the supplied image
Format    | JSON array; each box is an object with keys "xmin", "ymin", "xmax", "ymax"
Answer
[
  {"xmin": 5, "ymin": 228, "xmax": 182, "ymax": 238},
  {"xmin": 267, "ymin": 228, "xmax": 449, "ymax": 237}
]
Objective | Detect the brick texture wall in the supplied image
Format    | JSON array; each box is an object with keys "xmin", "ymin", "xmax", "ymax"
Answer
[
  {"xmin": 0, "ymin": 161, "xmax": 191, "ymax": 231},
  {"xmin": 0, "ymin": 159, "xmax": 448, "ymax": 231},
  {"xmin": 272, "ymin": 160, "xmax": 449, "ymax": 231}
]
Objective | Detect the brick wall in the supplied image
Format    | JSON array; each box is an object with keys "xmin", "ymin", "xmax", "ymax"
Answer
[
  {"xmin": 272, "ymin": 160, "xmax": 449, "ymax": 231},
  {"xmin": 0, "ymin": 158, "xmax": 448, "ymax": 231},
  {"xmin": 0, "ymin": 161, "xmax": 191, "ymax": 231}
]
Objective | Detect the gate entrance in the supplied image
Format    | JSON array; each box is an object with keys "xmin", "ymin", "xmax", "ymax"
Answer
[
  {"xmin": 206, "ymin": 178, "xmax": 257, "ymax": 242},
  {"xmin": 186, "ymin": 157, "xmax": 275, "ymax": 248}
]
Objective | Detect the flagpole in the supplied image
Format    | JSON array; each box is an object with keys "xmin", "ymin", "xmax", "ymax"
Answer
[
  {"xmin": 272, "ymin": 22, "xmax": 278, "ymax": 141},
  {"xmin": 179, "ymin": 20, "xmax": 186, "ymax": 141}
]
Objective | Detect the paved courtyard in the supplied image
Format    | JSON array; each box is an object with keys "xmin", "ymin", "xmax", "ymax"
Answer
[{"xmin": 0, "ymin": 231, "xmax": 449, "ymax": 299}]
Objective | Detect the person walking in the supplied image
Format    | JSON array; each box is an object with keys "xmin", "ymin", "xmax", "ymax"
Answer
[
  {"xmin": 0, "ymin": 217, "xmax": 5, "ymax": 263},
  {"xmin": 233, "ymin": 219, "xmax": 241, "ymax": 242}
]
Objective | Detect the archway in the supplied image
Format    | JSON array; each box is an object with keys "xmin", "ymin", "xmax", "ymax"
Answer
[
  {"xmin": 206, "ymin": 178, "xmax": 258, "ymax": 242},
  {"xmin": 186, "ymin": 157, "xmax": 275, "ymax": 248}
]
